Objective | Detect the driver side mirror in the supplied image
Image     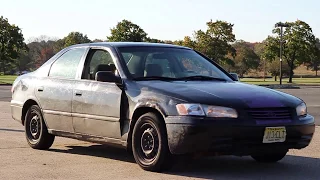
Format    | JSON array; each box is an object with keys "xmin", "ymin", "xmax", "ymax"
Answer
[
  {"xmin": 230, "ymin": 73, "xmax": 239, "ymax": 81},
  {"xmin": 95, "ymin": 71, "xmax": 122, "ymax": 84}
]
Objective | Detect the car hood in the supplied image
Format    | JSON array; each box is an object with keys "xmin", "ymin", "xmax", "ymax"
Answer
[{"xmin": 135, "ymin": 81, "xmax": 302, "ymax": 109}]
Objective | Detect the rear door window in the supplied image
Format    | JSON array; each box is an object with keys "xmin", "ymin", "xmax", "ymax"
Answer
[{"xmin": 49, "ymin": 48, "xmax": 86, "ymax": 79}]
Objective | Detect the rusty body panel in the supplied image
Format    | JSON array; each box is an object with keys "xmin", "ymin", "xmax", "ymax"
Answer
[{"xmin": 10, "ymin": 42, "xmax": 315, "ymax": 156}]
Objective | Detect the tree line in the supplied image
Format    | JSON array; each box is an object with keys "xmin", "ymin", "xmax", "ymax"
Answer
[{"xmin": 1, "ymin": 16, "xmax": 319, "ymax": 81}]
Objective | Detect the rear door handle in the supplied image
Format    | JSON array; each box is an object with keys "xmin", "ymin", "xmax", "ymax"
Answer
[
  {"xmin": 75, "ymin": 92, "xmax": 82, "ymax": 96},
  {"xmin": 37, "ymin": 86, "xmax": 44, "ymax": 92}
]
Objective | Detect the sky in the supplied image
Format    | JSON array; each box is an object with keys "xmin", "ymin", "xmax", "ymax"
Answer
[{"xmin": 1, "ymin": 0, "xmax": 320, "ymax": 43}]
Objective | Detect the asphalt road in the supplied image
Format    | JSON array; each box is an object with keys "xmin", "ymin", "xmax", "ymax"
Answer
[{"xmin": 0, "ymin": 85, "xmax": 319, "ymax": 179}]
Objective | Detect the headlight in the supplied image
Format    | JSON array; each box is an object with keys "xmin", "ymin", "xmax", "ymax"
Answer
[
  {"xmin": 176, "ymin": 104, "xmax": 205, "ymax": 116},
  {"xmin": 176, "ymin": 104, "xmax": 238, "ymax": 118},
  {"xmin": 296, "ymin": 103, "xmax": 307, "ymax": 116},
  {"xmin": 203, "ymin": 105, "xmax": 238, "ymax": 118}
]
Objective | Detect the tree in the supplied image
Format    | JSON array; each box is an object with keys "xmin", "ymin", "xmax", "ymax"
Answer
[
  {"xmin": 146, "ymin": 38, "xmax": 164, "ymax": 43},
  {"xmin": 306, "ymin": 38, "xmax": 320, "ymax": 76},
  {"xmin": 15, "ymin": 49, "xmax": 32, "ymax": 72},
  {"xmin": 0, "ymin": 16, "xmax": 26, "ymax": 74},
  {"xmin": 268, "ymin": 58, "xmax": 290, "ymax": 81},
  {"xmin": 231, "ymin": 40, "xmax": 260, "ymax": 77},
  {"xmin": 64, "ymin": 32, "xmax": 91, "ymax": 47},
  {"xmin": 253, "ymin": 42, "xmax": 267, "ymax": 76},
  {"xmin": 54, "ymin": 38, "xmax": 66, "ymax": 52},
  {"xmin": 27, "ymin": 38, "xmax": 57, "ymax": 68},
  {"xmin": 107, "ymin": 19, "xmax": 148, "ymax": 42},
  {"xmin": 193, "ymin": 20, "xmax": 236, "ymax": 65},
  {"xmin": 92, "ymin": 39, "xmax": 105, "ymax": 42},
  {"xmin": 264, "ymin": 20, "xmax": 317, "ymax": 83}
]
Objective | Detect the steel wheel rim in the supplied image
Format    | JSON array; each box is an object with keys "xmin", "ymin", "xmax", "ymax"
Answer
[
  {"xmin": 141, "ymin": 128, "xmax": 155, "ymax": 155},
  {"xmin": 26, "ymin": 109, "xmax": 41, "ymax": 142},
  {"xmin": 137, "ymin": 122, "xmax": 159, "ymax": 163}
]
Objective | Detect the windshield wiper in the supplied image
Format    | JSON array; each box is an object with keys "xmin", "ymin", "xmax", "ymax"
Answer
[
  {"xmin": 177, "ymin": 75, "xmax": 227, "ymax": 81},
  {"xmin": 133, "ymin": 76, "xmax": 177, "ymax": 81}
]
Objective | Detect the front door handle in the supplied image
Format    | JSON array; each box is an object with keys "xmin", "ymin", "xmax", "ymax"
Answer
[{"xmin": 37, "ymin": 86, "xmax": 44, "ymax": 92}]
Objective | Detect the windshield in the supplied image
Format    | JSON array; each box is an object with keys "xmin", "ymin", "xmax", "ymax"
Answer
[{"xmin": 118, "ymin": 47, "xmax": 232, "ymax": 81}]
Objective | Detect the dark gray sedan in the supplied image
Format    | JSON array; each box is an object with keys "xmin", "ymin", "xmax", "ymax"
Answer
[{"xmin": 10, "ymin": 42, "xmax": 315, "ymax": 172}]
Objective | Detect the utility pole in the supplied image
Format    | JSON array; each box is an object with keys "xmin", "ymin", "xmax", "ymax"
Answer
[
  {"xmin": 275, "ymin": 22, "xmax": 290, "ymax": 85},
  {"xmin": 280, "ymin": 26, "xmax": 283, "ymax": 85},
  {"xmin": 263, "ymin": 57, "xmax": 266, "ymax": 81}
]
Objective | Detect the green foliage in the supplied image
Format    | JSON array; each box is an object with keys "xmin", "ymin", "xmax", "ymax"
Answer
[
  {"xmin": 15, "ymin": 49, "xmax": 32, "ymax": 72},
  {"xmin": 231, "ymin": 40, "xmax": 260, "ymax": 77},
  {"xmin": 174, "ymin": 20, "xmax": 236, "ymax": 67},
  {"xmin": 54, "ymin": 38, "xmax": 66, "ymax": 52},
  {"xmin": 305, "ymin": 38, "xmax": 320, "ymax": 76},
  {"xmin": 92, "ymin": 39, "xmax": 104, "ymax": 42},
  {"xmin": 268, "ymin": 58, "xmax": 290, "ymax": 80},
  {"xmin": 64, "ymin": 32, "xmax": 92, "ymax": 47},
  {"xmin": 264, "ymin": 20, "xmax": 317, "ymax": 82},
  {"xmin": 107, "ymin": 19, "xmax": 148, "ymax": 42},
  {"xmin": 0, "ymin": 16, "xmax": 26, "ymax": 74},
  {"xmin": 193, "ymin": 20, "xmax": 236, "ymax": 65},
  {"xmin": 146, "ymin": 38, "xmax": 164, "ymax": 43}
]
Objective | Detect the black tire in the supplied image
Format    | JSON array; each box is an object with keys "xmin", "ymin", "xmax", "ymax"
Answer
[
  {"xmin": 24, "ymin": 105, "xmax": 55, "ymax": 150},
  {"xmin": 251, "ymin": 151, "xmax": 287, "ymax": 163},
  {"xmin": 132, "ymin": 112, "xmax": 173, "ymax": 172}
]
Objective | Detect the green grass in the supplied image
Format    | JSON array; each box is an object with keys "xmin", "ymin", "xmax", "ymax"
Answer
[
  {"xmin": 241, "ymin": 77, "xmax": 320, "ymax": 85},
  {"xmin": 0, "ymin": 75, "xmax": 18, "ymax": 85}
]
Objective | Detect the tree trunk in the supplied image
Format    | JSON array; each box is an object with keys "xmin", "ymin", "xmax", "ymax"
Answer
[
  {"xmin": 316, "ymin": 70, "xmax": 318, "ymax": 77},
  {"xmin": 288, "ymin": 70, "xmax": 293, "ymax": 83},
  {"xmin": 288, "ymin": 59, "xmax": 295, "ymax": 83},
  {"xmin": 2, "ymin": 59, "xmax": 6, "ymax": 75},
  {"xmin": 274, "ymin": 76, "xmax": 277, "ymax": 81}
]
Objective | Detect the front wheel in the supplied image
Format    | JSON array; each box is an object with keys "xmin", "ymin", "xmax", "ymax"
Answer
[
  {"xmin": 132, "ymin": 112, "xmax": 173, "ymax": 172},
  {"xmin": 25, "ymin": 105, "xmax": 55, "ymax": 150},
  {"xmin": 251, "ymin": 150, "xmax": 287, "ymax": 163}
]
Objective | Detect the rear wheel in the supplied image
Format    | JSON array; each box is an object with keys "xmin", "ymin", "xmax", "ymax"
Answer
[
  {"xmin": 132, "ymin": 112, "xmax": 173, "ymax": 172},
  {"xmin": 25, "ymin": 105, "xmax": 55, "ymax": 149},
  {"xmin": 251, "ymin": 151, "xmax": 287, "ymax": 163}
]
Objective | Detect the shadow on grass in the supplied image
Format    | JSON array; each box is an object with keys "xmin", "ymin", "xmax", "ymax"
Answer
[{"xmin": 48, "ymin": 144, "xmax": 320, "ymax": 179}]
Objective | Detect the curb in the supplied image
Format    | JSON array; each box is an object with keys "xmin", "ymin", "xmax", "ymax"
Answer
[
  {"xmin": 258, "ymin": 84, "xmax": 301, "ymax": 89},
  {"xmin": 0, "ymin": 84, "xmax": 11, "ymax": 86}
]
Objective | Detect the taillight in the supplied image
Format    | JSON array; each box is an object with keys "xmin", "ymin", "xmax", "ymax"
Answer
[{"xmin": 11, "ymin": 86, "xmax": 14, "ymax": 93}]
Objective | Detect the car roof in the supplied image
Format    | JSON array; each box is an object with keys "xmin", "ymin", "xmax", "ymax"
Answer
[{"xmin": 68, "ymin": 42, "xmax": 192, "ymax": 50}]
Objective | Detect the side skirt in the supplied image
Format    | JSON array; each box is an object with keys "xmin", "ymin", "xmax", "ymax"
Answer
[{"xmin": 48, "ymin": 129, "xmax": 128, "ymax": 149}]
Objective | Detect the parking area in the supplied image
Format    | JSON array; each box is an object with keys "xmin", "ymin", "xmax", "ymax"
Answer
[{"xmin": 0, "ymin": 85, "xmax": 319, "ymax": 179}]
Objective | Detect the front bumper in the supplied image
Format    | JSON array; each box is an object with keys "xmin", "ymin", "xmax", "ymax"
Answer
[{"xmin": 165, "ymin": 115, "xmax": 315, "ymax": 155}]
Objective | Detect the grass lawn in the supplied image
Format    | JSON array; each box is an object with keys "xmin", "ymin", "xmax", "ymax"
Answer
[
  {"xmin": 0, "ymin": 75, "xmax": 18, "ymax": 85},
  {"xmin": 241, "ymin": 77, "xmax": 320, "ymax": 85}
]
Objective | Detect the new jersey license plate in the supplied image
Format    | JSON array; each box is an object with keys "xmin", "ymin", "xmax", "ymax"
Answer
[{"xmin": 263, "ymin": 127, "xmax": 286, "ymax": 143}]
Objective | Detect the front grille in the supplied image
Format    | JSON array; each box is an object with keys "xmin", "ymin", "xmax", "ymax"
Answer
[{"xmin": 247, "ymin": 108, "xmax": 292, "ymax": 120}]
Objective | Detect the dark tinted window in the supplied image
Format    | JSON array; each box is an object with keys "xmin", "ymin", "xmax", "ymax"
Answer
[
  {"xmin": 82, "ymin": 49, "xmax": 116, "ymax": 80},
  {"xmin": 49, "ymin": 48, "xmax": 86, "ymax": 79}
]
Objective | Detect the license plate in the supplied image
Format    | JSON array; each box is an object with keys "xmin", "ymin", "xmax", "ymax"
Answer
[{"xmin": 263, "ymin": 127, "xmax": 286, "ymax": 143}]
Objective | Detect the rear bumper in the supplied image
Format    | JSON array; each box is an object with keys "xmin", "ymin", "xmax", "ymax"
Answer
[
  {"xmin": 10, "ymin": 101, "xmax": 23, "ymax": 124},
  {"xmin": 165, "ymin": 115, "xmax": 315, "ymax": 155}
]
